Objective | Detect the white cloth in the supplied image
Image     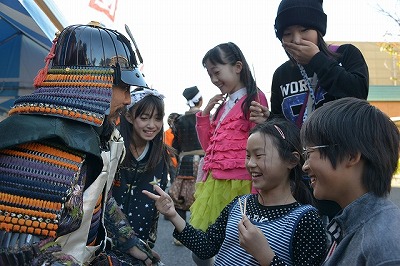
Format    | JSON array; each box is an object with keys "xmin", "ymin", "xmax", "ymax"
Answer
[
  {"xmin": 56, "ymin": 129, "xmax": 126, "ymax": 264},
  {"xmin": 187, "ymin": 91, "xmax": 202, "ymax": 107},
  {"xmin": 218, "ymin": 88, "xmax": 247, "ymax": 125},
  {"xmin": 127, "ymin": 87, "xmax": 165, "ymax": 110}
]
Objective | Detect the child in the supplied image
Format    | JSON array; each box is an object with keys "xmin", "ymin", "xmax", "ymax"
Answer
[
  {"xmin": 144, "ymin": 119, "xmax": 327, "ymax": 265},
  {"xmin": 300, "ymin": 97, "xmax": 400, "ymax": 265},
  {"xmin": 191, "ymin": 42, "xmax": 268, "ymax": 265},
  {"xmin": 112, "ymin": 88, "xmax": 169, "ymax": 250},
  {"xmin": 251, "ymin": 0, "xmax": 369, "ymax": 221},
  {"xmin": 272, "ymin": 0, "xmax": 369, "ymax": 126},
  {"xmin": 251, "ymin": 0, "xmax": 369, "ymax": 127},
  {"xmin": 191, "ymin": 42, "xmax": 268, "ymax": 231}
]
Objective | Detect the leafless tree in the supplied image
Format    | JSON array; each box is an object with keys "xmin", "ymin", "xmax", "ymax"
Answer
[{"xmin": 376, "ymin": 1, "xmax": 400, "ymax": 84}]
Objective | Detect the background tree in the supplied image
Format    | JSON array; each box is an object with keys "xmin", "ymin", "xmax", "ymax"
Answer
[{"xmin": 377, "ymin": 0, "xmax": 400, "ymax": 84}]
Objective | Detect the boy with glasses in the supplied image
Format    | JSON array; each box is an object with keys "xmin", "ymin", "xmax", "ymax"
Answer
[{"xmin": 300, "ymin": 97, "xmax": 400, "ymax": 265}]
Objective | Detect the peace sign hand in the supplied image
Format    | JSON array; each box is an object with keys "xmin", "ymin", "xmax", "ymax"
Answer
[
  {"xmin": 143, "ymin": 185, "xmax": 186, "ymax": 233},
  {"xmin": 143, "ymin": 185, "xmax": 177, "ymax": 218}
]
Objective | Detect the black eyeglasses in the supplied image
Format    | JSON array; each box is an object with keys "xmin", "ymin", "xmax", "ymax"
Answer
[{"xmin": 302, "ymin": 145, "xmax": 332, "ymax": 160}]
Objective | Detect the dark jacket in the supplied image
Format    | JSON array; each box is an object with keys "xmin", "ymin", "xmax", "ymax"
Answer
[
  {"xmin": 270, "ymin": 44, "xmax": 369, "ymax": 218},
  {"xmin": 173, "ymin": 110, "xmax": 203, "ymax": 177},
  {"xmin": 112, "ymin": 141, "xmax": 168, "ymax": 246},
  {"xmin": 271, "ymin": 44, "xmax": 369, "ymax": 123}
]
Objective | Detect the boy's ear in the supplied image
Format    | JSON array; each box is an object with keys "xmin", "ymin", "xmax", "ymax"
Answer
[
  {"xmin": 288, "ymin": 151, "xmax": 300, "ymax": 169},
  {"xmin": 347, "ymin": 152, "xmax": 362, "ymax": 167},
  {"xmin": 235, "ymin": 61, "xmax": 243, "ymax": 74}
]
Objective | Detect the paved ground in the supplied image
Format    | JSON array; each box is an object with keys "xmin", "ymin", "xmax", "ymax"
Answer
[
  {"xmin": 154, "ymin": 214, "xmax": 195, "ymax": 266},
  {"xmin": 154, "ymin": 177, "xmax": 400, "ymax": 265},
  {"xmin": 153, "ymin": 183, "xmax": 195, "ymax": 265}
]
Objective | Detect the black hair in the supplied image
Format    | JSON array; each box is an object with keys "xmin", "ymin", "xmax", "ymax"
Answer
[
  {"xmin": 317, "ymin": 32, "xmax": 341, "ymax": 60},
  {"xmin": 168, "ymin": 112, "xmax": 181, "ymax": 127},
  {"xmin": 120, "ymin": 95, "xmax": 169, "ymax": 171},
  {"xmin": 301, "ymin": 97, "xmax": 400, "ymax": 197},
  {"xmin": 202, "ymin": 42, "xmax": 260, "ymax": 121},
  {"xmin": 250, "ymin": 118, "xmax": 315, "ymax": 205}
]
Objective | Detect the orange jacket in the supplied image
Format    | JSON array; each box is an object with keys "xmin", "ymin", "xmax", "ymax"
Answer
[{"xmin": 164, "ymin": 128, "xmax": 178, "ymax": 167}]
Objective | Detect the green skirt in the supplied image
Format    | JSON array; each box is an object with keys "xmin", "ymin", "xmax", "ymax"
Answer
[{"xmin": 189, "ymin": 172, "xmax": 252, "ymax": 231}]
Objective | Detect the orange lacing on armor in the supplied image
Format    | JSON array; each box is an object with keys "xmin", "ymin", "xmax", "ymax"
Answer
[
  {"xmin": 93, "ymin": 194, "xmax": 103, "ymax": 214},
  {"xmin": 19, "ymin": 143, "xmax": 83, "ymax": 163},
  {"xmin": 0, "ymin": 205, "xmax": 58, "ymax": 220},
  {"xmin": 0, "ymin": 192, "xmax": 62, "ymax": 211},
  {"xmin": 1, "ymin": 149, "xmax": 79, "ymax": 172},
  {"xmin": 8, "ymin": 106, "xmax": 103, "ymax": 125},
  {"xmin": 40, "ymin": 81, "xmax": 113, "ymax": 88},
  {"xmin": 0, "ymin": 143, "xmax": 84, "ymax": 171},
  {"xmin": 0, "ymin": 217, "xmax": 58, "ymax": 237},
  {"xmin": 44, "ymin": 74, "xmax": 114, "ymax": 84}
]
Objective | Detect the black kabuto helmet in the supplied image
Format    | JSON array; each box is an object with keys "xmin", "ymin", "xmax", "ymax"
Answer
[
  {"xmin": 53, "ymin": 22, "xmax": 147, "ymax": 87},
  {"xmin": 10, "ymin": 22, "xmax": 147, "ymax": 126}
]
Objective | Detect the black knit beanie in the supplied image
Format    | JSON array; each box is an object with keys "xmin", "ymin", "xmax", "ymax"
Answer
[{"xmin": 274, "ymin": 0, "xmax": 327, "ymax": 40}]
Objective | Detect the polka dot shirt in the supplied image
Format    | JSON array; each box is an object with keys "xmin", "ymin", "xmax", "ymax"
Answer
[{"xmin": 174, "ymin": 194, "xmax": 327, "ymax": 265}]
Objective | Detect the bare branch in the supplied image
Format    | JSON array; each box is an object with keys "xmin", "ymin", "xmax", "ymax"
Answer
[{"xmin": 376, "ymin": 2, "xmax": 400, "ymax": 27}]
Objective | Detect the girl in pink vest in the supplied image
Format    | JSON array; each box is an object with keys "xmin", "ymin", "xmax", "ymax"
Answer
[{"xmin": 190, "ymin": 42, "xmax": 268, "ymax": 265}]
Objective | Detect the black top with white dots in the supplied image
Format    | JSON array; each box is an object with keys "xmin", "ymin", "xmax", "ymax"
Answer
[{"xmin": 174, "ymin": 194, "xmax": 327, "ymax": 265}]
